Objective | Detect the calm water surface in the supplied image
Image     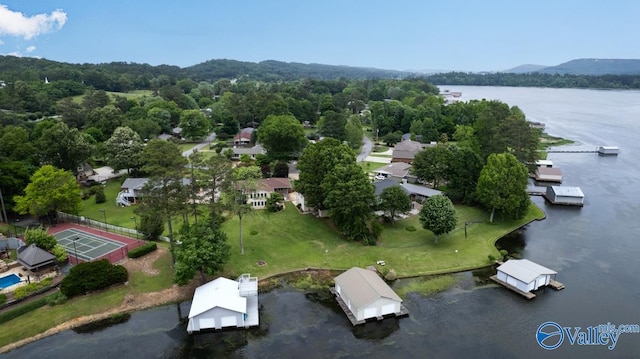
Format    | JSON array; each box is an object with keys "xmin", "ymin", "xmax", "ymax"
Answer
[{"xmin": 4, "ymin": 86, "xmax": 640, "ymax": 358}]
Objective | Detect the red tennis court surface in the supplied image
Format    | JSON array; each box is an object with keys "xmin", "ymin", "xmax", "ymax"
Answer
[{"xmin": 49, "ymin": 223, "xmax": 145, "ymax": 264}]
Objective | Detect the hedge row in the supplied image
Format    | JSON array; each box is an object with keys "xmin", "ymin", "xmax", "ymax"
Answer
[
  {"xmin": 60, "ymin": 259, "xmax": 128, "ymax": 298},
  {"xmin": 127, "ymin": 242, "xmax": 157, "ymax": 259},
  {"xmin": 13, "ymin": 278, "xmax": 53, "ymax": 299},
  {"xmin": 0, "ymin": 296, "xmax": 49, "ymax": 325}
]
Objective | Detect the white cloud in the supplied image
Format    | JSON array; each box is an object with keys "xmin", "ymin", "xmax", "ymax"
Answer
[
  {"xmin": 0, "ymin": 5, "xmax": 67, "ymax": 40},
  {"xmin": 26, "ymin": 45, "xmax": 36, "ymax": 53}
]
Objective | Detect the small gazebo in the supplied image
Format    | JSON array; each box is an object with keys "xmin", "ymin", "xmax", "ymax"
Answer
[{"xmin": 17, "ymin": 244, "xmax": 57, "ymax": 272}]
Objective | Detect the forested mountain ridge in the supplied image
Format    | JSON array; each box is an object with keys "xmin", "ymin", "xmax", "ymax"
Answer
[
  {"xmin": 0, "ymin": 56, "xmax": 411, "ymax": 85},
  {"xmin": 536, "ymin": 59, "xmax": 640, "ymax": 75}
]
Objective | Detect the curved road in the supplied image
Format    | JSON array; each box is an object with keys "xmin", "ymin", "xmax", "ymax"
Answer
[{"xmin": 181, "ymin": 132, "xmax": 217, "ymax": 157}]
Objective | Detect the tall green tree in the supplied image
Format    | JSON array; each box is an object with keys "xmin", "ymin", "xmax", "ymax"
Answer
[
  {"xmin": 140, "ymin": 140, "xmax": 188, "ymax": 263},
  {"xmin": 14, "ymin": 165, "xmax": 82, "ymax": 223},
  {"xmin": 257, "ymin": 114, "xmax": 307, "ymax": 160},
  {"xmin": 36, "ymin": 122, "xmax": 94, "ymax": 174},
  {"xmin": 447, "ymin": 146, "xmax": 484, "ymax": 204},
  {"xmin": 317, "ymin": 110, "xmax": 347, "ymax": 141},
  {"xmin": 323, "ymin": 163, "xmax": 375, "ymax": 243},
  {"xmin": 379, "ymin": 185, "xmax": 412, "ymax": 225},
  {"xmin": 345, "ymin": 115, "xmax": 364, "ymax": 149},
  {"xmin": 190, "ymin": 152, "xmax": 232, "ymax": 227},
  {"xmin": 104, "ymin": 126, "xmax": 144, "ymax": 173},
  {"xmin": 412, "ymin": 145, "xmax": 453, "ymax": 188},
  {"xmin": 476, "ymin": 152, "xmax": 530, "ymax": 222},
  {"xmin": 174, "ymin": 221, "xmax": 230, "ymax": 285},
  {"xmin": 227, "ymin": 165, "xmax": 262, "ymax": 255},
  {"xmin": 419, "ymin": 195, "xmax": 457, "ymax": 244},
  {"xmin": 295, "ymin": 139, "xmax": 355, "ymax": 210},
  {"xmin": 179, "ymin": 109, "xmax": 209, "ymax": 140}
]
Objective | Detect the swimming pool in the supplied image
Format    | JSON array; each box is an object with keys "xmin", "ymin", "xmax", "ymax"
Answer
[{"xmin": 0, "ymin": 273, "xmax": 21, "ymax": 289}]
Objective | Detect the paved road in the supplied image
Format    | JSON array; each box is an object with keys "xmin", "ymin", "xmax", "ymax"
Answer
[
  {"xmin": 182, "ymin": 132, "xmax": 217, "ymax": 157},
  {"xmin": 357, "ymin": 136, "xmax": 373, "ymax": 162}
]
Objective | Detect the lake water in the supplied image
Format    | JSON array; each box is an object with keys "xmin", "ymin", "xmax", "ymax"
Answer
[{"xmin": 4, "ymin": 86, "xmax": 640, "ymax": 358}]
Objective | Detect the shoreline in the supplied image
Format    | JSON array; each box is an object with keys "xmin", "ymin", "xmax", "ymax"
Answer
[{"xmin": 0, "ymin": 206, "xmax": 546, "ymax": 354}]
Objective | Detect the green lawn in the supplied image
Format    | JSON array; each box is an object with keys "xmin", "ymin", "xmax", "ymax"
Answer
[
  {"xmin": 358, "ymin": 161, "xmax": 388, "ymax": 172},
  {"xmin": 219, "ymin": 202, "xmax": 544, "ymax": 279},
  {"xmin": 80, "ymin": 180, "xmax": 137, "ymax": 229}
]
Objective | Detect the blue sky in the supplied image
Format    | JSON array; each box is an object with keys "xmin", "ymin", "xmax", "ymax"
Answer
[{"xmin": 1, "ymin": 0, "xmax": 639, "ymax": 72}]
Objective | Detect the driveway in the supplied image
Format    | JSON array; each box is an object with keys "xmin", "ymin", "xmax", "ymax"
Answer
[
  {"xmin": 182, "ymin": 132, "xmax": 217, "ymax": 157},
  {"xmin": 357, "ymin": 136, "xmax": 373, "ymax": 162}
]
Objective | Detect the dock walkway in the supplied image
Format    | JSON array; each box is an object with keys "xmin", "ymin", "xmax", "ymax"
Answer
[
  {"xmin": 549, "ymin": 279, "xmax": 565, "ymax": 290},
  {"xmin": 330, "ymin": 288, "xmax": 409, "ymax": 326},
  {"xmin": 490, "ymin": 275, "xmax": 536, "ymax": 300}
]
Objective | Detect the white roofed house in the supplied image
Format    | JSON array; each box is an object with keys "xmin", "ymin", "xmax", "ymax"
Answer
[
  {"xmin": 332, "ymin": 267, "xmax": 408, "ymax": 325},
  {"xmin": 118, "ymin": 178, "xmax": 149, "ymax": 205},
  {"xmin": 372, "ymin": 162, "xmax": 416, "ymax": 183},
  {"xmin": 230, "ymin": 144, "xmax": 266, "ymax": 160},
  {"xmin": 543, "ymin": 186, "xmax": 584, "ymax": 206},
  {"xmin": 187, "ymin": 274, "xmax": 259, "ymax": 333}
]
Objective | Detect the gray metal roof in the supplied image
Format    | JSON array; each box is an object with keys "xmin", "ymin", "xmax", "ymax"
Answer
[
  {"xmin": 374, "ymin": 162, "xmax": 411, "ymax": 177},
  {"xmin": 121, "ymin": 178, "xmax": 149, "ymax": 190},
  {"xmin": 17, "ymin": 244, "xmax": 56, "ymax": 270},
  {"xmin": 374, "ymin": 180, "xmax": 407, "ymax": 196},
  {"xmin": 400, "ymin": 183, "xmax": 442, "ymax": 197},
  {"xmin": 497, "ymin": 259, "xmax": 557, "ymax": 283},
  {"xmin": 334, "ymin": 267, "xmax": 402, "ymax": 310},
  {"xmin": 551, "ymin": 186, "xmax": 584, "ymax": 197}
]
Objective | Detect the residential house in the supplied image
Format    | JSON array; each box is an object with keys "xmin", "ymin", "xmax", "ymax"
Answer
[
  {"xmin": 247, "ymin": 178, "xmax": 292, "ymax": 209},
  {"xmin": 332, "ymin": 267, "xmax": 405, "ymax": 325},
  {"xmin": 119, "ymin": 178, "xmax": 149, "ymax": 204},
  {"xmin": 391, "ymin": 140, "xmax": 434, "ymax": 163},
  {"xmin": 233, "ymin": 128, "xmax": 255, "ymax": 147},
  {"xmin": 231, "ymin": 144, "xmax": 266, "ymax": 160},
  {"xmin": 187, "ymin": 274, "xmax": 259, "ymax": 333},
  {"xmin": 372, "ymin": 162, "xmax": 416, "ymax": 183}
]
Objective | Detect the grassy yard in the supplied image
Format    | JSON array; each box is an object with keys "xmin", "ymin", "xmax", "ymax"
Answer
[
  {"xmin": 219, "ymin": 202, "xmax": 544, "ymax": 279},
  {"xmin": 79, "ymin": 180, "xmax": 137, "ymax": 229},
  {"xmin": 358, "ymin": 161, "xmax": 388, "ymax": 172},
  {"xmin": 0, "ymin": 246, "xmax": 175, "ymax": 348}
]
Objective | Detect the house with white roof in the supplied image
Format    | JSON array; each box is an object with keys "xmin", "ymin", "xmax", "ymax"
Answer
[
  {"xmin": 495, "ymin": 259, "xmax": 558, "ymax": 293},
  {"xmin": 187, "ymin": 274, "xmax": 259, "ymax": 333}
]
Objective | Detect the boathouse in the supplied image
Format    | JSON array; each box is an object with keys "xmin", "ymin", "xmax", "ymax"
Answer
[
  {"xmin": 535, "ymin": 159, "xmax": 553, "ymax": 168},
  {"xmin": 332, "ymin": 267, "xmax": 407, "ymax": 325},
  {"xmin": 597, "ymin": 146, "xmax": 619, "ymax": 155},
  {"xmin": 534, "ymin": 167, "xmax": 563, "ymax": 183},
  {"xmin": 544, "ymin": 186, "xmax": 584, "ymax": 206},
  {"xmin": 496, "ymin": 259, "xmax": 558, "ymax": 293},
  {"xmin": 186, "ymin": 274, "xmax": 258, "ymax": 333}
]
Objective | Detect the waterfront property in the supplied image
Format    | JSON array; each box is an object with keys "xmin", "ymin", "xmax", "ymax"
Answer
[
  {"xmin": 535, "ymin": 159, "xmax": 553, "ymax": 168},
  {"xmin": 187, "ymin": 274, "xmax": 259, "ymax": 333},
  {"xmin": 533, "ymin": 167, "xmax": 563, "ymax": 183},
  {"xmin": 332, "ymin": 267, "xmax": 408, "ymax": 326},
  {"xmin": 543, "ymin": 186, "xmax": 584, "ymax": 206},
  {"xmin": 597, "ymin": 146, "xmax": 619, "ymax": 155},
  {"xmin": 491, "ymin": 259, "xmax": 563, "ymax": 299},
  {"xmin": 17, "ymin": 244, "xmax": 57, "ymax": 272}
]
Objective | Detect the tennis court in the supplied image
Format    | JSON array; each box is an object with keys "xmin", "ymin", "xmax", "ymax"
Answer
[{"xmin": 53, "ymin": 228, "xmax": 127, "ymax": 263}]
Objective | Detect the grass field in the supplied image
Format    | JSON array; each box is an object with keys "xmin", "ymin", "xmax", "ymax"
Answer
[
  {"xmin": 69, "ymin": 90, "xmax": 154, "ymax": 104},
  {"xmin": 219, "ymin": 202, "xmax": 544, "ymax": 279}
]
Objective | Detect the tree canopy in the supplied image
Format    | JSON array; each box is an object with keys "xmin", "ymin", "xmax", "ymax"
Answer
[
  {"xmin": 379, "ymin": 185, "xmax": 412, "ymax": 225},
  {"xmin": 476, "ymin": 152, "xmax": 530, "ymax": 222},
  {"xmin": 104, "ymin": 126, "xmax": 144, "ymax": 173},
  {"xmin": 257, "ymin": 114, "xmax": 307, "ymax": 159},
  {"xmin": 419, "ymin": 195, "xmax": 457, "ymax": 244},
  {"xmin": 14, "ymin": 165, "xmax": 82, "ymax": 222},
  {"xmin": 174, "ymin": 221, "xmax": 230, "ymax": 285}
]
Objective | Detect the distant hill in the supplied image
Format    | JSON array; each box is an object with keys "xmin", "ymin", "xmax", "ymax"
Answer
[
  {"xmin": 502, "ymin": 64, "xmax": 549, "ymax": 74},
  {"xmin": 502, "ymin": 59, "xmax": 640, "ymax": 76}
]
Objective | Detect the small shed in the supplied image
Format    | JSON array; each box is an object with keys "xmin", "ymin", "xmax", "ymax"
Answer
[
  {"xmin": 496, "ymin": 259, "xmax": 558, "ymax": 293},
  {"xmin": 534, "ymin": 167, "xmax": 563, "ymax": 183},
  {"xmin": 333, "ymin": 267, "xmax": 404, "ymax": 324},
  {"xmin": 544, "ymin": 186, "xmax": 584, "ymax": 206},
  {"xmin": 187, "ymin": 274, "xmax": 258, "ymax": 333}
]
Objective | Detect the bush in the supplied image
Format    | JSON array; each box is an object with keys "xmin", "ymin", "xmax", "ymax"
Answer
[
  {"xmin": 127, "ymin": 242, "xmax": 157, "ymax": 259},
  {"xmin": 0, "ymin": 293, "xmax": 6, "ymax": 306},
  {"xmin": 405, "ymin": 226, "xmax": 417, "ymax": 232},
  {"xmin": 60, "ymin": 259, "xmax": 128, "ymax": 298},
  {"xmin": 0, "ymin": 296, "xmax": 48, "ymax": 325},
  {"xmin": 46, "ymin": 292, "xmax": 67, "ymax": 306},
  {"xmin": 13, "ymin": 278, "xmax": 54, "ymax": 299},
  {"xmin": 250, "ymin": 230, "xmax": 258, "ymax": 236},
  {"xmin": 95, "ymin": 188, "xmax": 106, "ymax": 204}
]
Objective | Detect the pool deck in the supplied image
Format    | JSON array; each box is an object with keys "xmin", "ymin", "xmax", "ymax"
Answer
[{"xmin": 0, "ymin": 263, "xmax": 57, "ymax": 293}]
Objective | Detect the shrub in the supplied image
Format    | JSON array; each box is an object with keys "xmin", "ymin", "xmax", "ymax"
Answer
[
  {"xmin": 0, "ymin": 296, "xmax": 48, "ymax": 325},
  {"xmin": 60, "ymin": 259, "xmax": 128, "ymax": 298},
  {"xmin": 405, "ymin": 226, "xmax": 417, "ymax": 232},
  {"xmin": 250, "ymin": 230, "xmax": 258, "ymax": 236},
  {"xmin": 94, "ymin": 188, "xmax": 106, "ymax": 204},
  {"xmin": 13, "ymin": 278, "xmax": 54, "ymax": 299},
  {"xmin": 385, "ymin": 269, "xmax": 398, "ymax": 281},
  {"xmin": 0, "ymin": 293, "xmax": 6, "ymax": 306},
  {"xmin": 370, "ymin": 220, "xmax": 384, "ymax": 239},
  {"xmin": 46, "ymin": 292, "xmax": 67, "ymax": 306},
  {"xmin": 127, "ymin": 242, "xmax": 157, "ymax": 259}
]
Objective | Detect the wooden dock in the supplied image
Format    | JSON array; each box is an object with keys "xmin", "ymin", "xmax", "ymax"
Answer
[
  {"xmin": 490, "ymin": 275, "xmax": 536, "ymax": 300},
  {"xmin": 549, "ymin": 279, "xmax": 565, "ymax": 290},
  {"xmin": 330, "ymin": 288, "xmax": 409, "ymax": 326}
]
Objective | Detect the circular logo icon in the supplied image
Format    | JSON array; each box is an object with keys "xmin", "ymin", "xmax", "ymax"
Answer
[{"xmin": 537, "ymin": 321, "xmax": 564, "ymax": 350}]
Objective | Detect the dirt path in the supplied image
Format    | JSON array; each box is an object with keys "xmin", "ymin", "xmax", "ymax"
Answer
[{"xmin": 0, "ymin": 247, "xmax": 199, "ymax": 354}]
